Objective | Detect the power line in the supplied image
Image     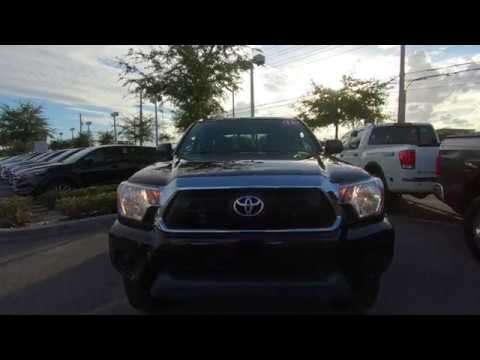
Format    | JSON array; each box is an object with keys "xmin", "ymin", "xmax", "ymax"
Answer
[
  {"xmin": 268, "ymin": 45, "xmax": 345, "ymax": 67},
  {"xmin": 407, "ymin": 80, "xmax": 480, "ymax": 91},
  {"xmin": 268, "ymin": 46, "xmax": 337, "ymax": 66},
  {"xmin": 408, "ymin": 67, "xmax": 480, "ymax": 84},
  {"xmin": 269, "ymin": 45, "xmax": 371, "ymax": 70},
  {"xmin": 406, "ymin": 61, "xmax": 479, "ymax": 76}
]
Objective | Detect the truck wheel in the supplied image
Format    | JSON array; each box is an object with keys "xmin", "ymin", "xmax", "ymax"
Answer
[
  {"xmin": 464, "ymin": 197, "xmax": 480, "ymax": 261},
  {"xmin": 366, "ymin": 168, "xmax": 399, "ymax": 207},
  {"xmin": 123, "ymin": 277, "xmax": 174, "ymax": 314}
]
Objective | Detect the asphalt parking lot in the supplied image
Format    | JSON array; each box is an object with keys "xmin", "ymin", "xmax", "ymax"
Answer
[{"xmin": 1, "ymin": 195, "xmax": 479, "ymax": 315}]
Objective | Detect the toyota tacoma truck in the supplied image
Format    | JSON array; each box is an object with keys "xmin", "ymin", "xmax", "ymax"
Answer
[
  {"xmin": 434, "ymin": 133, "xmax": 480, "ymax": 260},
  {"xmin": 338, "ymin": 123, "xmax": 439, "ymax": 201},
  {"xmin": 109, "ymin": 117, "xmax": 395, "ymax": 313}
]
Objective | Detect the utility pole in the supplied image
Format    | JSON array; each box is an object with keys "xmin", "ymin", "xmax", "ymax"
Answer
[
  {"xmin": 250, "ymin": 48, "xmax": 266, "ymax": 118},
  {"xmin": 250, "ymin": 65, "xmax": 255, "ymax": 117},
  {"xmin": 79, "ymin": 113, "xmax": 83, "ymax": 134},
  {"xmin": 139, "ymin": 90, "xmax": 143, "ymax": 146},
  {"xmin": 397, "ymin": 45, "xmax": 406, "ymax": 124},
  {"xmin": 110, "ymin": 112, "xmax": 119, "ymax": 144},
  {"xmin": 232, "ymin": 90, "xmax": 235, "ymax": 118},
  {"xmin": 154, "ymin": 99, "xmax": 159, "ymax": 147}
]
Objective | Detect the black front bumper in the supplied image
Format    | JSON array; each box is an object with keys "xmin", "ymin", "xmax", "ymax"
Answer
[{"xmin": 109, "ymin": 217, "xmax": 394, "ymax": 301}]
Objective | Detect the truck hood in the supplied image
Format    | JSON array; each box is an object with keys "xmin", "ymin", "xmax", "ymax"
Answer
[{"xmin": 129, "ymin": 155, "xmax": 371, "ymax": 187}]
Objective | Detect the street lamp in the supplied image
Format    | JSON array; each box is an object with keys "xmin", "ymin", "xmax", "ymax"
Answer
[
  {"xmin": 110, "ymin": 112, "xmax": 119, "ymax": 144},
  {"xmin": 250, "ymin": 48, "xmax": 266, "ymax": 117}
]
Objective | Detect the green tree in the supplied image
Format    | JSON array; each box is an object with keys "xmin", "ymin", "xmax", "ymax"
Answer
[
  {"xmin": 72, "ymin": 132, "xmax": 93, "ymax": 148},
  {"xmin": 118, "ymin": 45, "xmax": 252, "ymax": 130},
  {"xmin": 297, "ymin": 76, "xmax": 392, "ymax": 139},
  {"xmin": 119, "ymin": 114, "xmax": 153, "ymax": 146},
  {"xmin": 50, "ymin": 139, "xmax": 73, "ymax": 150},
  {"xmin": 0, "ymin": 101, "xmax": 52, "ymax": 152},
  {"xmin": 340, "ymin": 75, "xmax": 391, "ymax": 128},
  {"xmin": 97, "ymin": 131, "xmax": 115, "ymax": 145},
  {"xmin": 296, "ymin": 84, "xmax": 346, "ymax": 140}
]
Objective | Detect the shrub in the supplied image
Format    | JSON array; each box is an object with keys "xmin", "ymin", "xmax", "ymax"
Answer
[
  {"xmin": 57, "ymin": 191, "xmax": 117, "ymax": 219},
  {"xmin": 36, "ymin": 184, "xmax": 119, "ymax": 210},
  {"xmin": 0, "ymin": 196, "xmax": 32, "ymax": 227},
  {"xmin": 36, "ymin": 190, "xmax": 58, "ymax": 210}
]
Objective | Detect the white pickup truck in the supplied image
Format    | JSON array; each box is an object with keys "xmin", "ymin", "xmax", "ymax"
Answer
[{"xmin": 338, "ymin": 123, "xmax": 440, "ymax": 199}]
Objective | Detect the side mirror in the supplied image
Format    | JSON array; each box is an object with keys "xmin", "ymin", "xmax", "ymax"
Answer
[
  {"xmin": 157, "ymin": 143, "xmax": 173, "ymax": 161},
  {"xmin": 324, "ymin": 140, "xmax": 343, "ymax": 155}
]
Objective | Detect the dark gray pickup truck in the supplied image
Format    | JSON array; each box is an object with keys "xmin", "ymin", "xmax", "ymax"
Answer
[
  {"xmin": 109, "ymin": 117, "xmax": 395, "ymax": 313},
  {"xmin": 435, "ymin": 134, "xmax": 480, "ymax": 259}
]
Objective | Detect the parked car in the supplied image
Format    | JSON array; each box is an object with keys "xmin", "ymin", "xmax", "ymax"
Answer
[
  {"xmin": 0, "ymin": 152, "xmax": 38, "ymax": 167},
  {"xmin": 109, "ymin": 117, "xmax": 395, "ymax": 313},
  {"xmin": 11, "ymin": 148, "xmax": 85, "ymax": 188},
  {"xmin": 4, "ymin": 149, "xmax": 70, "ymax": 184},
  {"xmin": 0, "ymin": 152, "xmax": 42, "ymax": 179},
  {"xmin": 13, "ymin": 145, "xmax": 164, "ymax": 195},
  {"xmin": 434, "ymin": 133, "xmax": 480, "ymax": 259},
  {"xmin": 338, "ymin": 122, "xmax": 440, "ymax": 201}
]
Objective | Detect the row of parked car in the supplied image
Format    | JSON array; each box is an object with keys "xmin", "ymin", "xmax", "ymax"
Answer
[
  {"xmin": 337, "ymin": 121, "xmax": 480, "ymax": 260},
  {"xmin": 0, "ymin": 145, "xmax": 165, "ymax": 196}
]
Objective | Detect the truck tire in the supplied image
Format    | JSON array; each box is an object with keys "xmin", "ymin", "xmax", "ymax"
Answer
[
  {"xmin": 365, "ymin": 167, "xmax": 400, "ymax": 206},
  {"xmin": 464, "ymin": 196, "xmax": 480, "ymax": 261}
]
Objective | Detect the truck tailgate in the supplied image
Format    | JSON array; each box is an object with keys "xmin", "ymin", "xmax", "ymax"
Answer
[{"xmin": 415, "ymin": 145, "xmax": 438, "ymax": 178}]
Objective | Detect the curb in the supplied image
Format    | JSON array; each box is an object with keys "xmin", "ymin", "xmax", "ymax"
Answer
[{"xmin": 0, "ymin": 214, "xmax": 117, "ymax": 243}]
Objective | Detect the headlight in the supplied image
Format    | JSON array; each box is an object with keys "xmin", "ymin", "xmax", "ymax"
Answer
[
  {"xmin": 117, "ymin": 182, "xmax": 161, "ymax": 221},
  {"xmin": 339, "ymin": 178, "xmax": 384, "ymax": 219}
]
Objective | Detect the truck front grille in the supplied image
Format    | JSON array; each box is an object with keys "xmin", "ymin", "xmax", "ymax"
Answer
[{"xmin": 162, "ymin": 188, "xmax": 338, "ymax": 231}]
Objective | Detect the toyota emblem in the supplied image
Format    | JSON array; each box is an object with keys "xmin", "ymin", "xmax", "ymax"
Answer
[{"xmin": 233, "ymin": 195, "xmax": 264, "ymax": 217}]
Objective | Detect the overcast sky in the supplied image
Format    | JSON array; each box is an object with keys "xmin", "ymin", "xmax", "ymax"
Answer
[{"xmin": 0, "ymin": 45, "xmax": 479, "ymax": 142}]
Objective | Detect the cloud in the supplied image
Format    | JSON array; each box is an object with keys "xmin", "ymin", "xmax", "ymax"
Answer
[
  {"xmin": 405, "ymin": 50, "xmax": 480, "ymax": 130},
  {"xmin": 263, "ymin": 70, "xmax": 288, "ymax": 93},
  {"xmin": 0, "ymin": 45, "xmax": 149, "ymax": 116},
  {"xmin": 378, "ymin": 45, "xmax": 398, "ymax": 50}
]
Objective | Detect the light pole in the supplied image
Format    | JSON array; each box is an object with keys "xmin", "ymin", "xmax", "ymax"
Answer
[
  {"xmin": 110, "ymin": 112, "xmax": 119, "ymax": 143},
  {"xmin": 231, "ymin": 89, "xmax": 235, "ymax": 118},
  {"xmin": 85, "ymin": 121, "xmax": 92, "ymax": 134},
  {"xmin": 250, "ymin": 48, "xmax": 266, "ymax": 117},
  {"xmin": 154, "ymin": 97, "xmax": 162, "ymax": 148},
  {"xmin": 397, "ymin": 45, "xmax": 406, "ymax": 124}
]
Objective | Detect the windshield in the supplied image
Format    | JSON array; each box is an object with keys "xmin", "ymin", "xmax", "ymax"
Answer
[
  {"xmin": 50, "ymin": 148, "xmax": 82, "ymax": 163},
  {"xmin": 62, "ymin": 147, "xmax": 95, "ymax": 164},
  {"xmin": 177, "ymin": 118, "xmax": 320, "ymax": 161}
]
